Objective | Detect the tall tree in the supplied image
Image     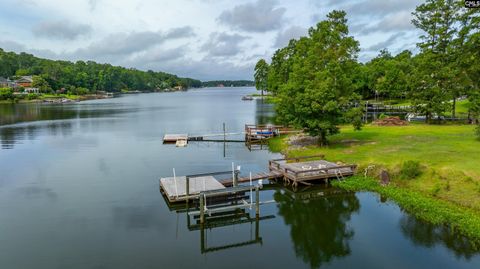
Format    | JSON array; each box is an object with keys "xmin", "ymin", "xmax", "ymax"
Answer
[
  {"xmin": 412, "ymin": 0, "xmax": 480, "ymax": 120},
  {"xmin": 276, "ymin": 10, "xmax": 361, "ymax": 144},
  {"xmin": 267, "ymin": 40, "xmax": 297, "ymax": 95},
  {"xmin": 254, "ymin": 59, "xmax": 269, "ymax": 96}
]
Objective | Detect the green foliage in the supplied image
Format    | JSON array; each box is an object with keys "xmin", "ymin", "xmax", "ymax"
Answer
[
  {"xmin": 0, "ymin": 87, "xmax": 14, "ymax": 100},
  {"xmin": 201, "ymin": 80, "xmax": 254, "ymax": 87},
  {"xmin": 400, "ymin": 160, "xmax": 423, "ymax": 179},
  {"xmin": 0, "ymin": 48, "xmax": 201, "ymax": 94},
  {"xmin": 365, "ymin": 49, "xmax": 413, "ymax": 100},
  {"xmin": 267, "ymin": 40, "xmax": 297, "ymax": 95},
  {"xmin": 32, "ymin": 75, "xmax": 52, "ymax": 93},
  {"xmin": 333, "ymin": 176, "xmax": 480, "ymax": 243},
  {"xmin": 345, "ymin": 107, "xmax": 364, "ymax": 131},
  {"xmin": 475, "ymin": 125, "xmax": 480, "ymax": 141},
  {"xmin": 273, "ymin": 10, "xmax": 361, "ymax": 144},
  {"xmin": 254, "ymin": 59, "xmax": 269, "ymax": 95}
]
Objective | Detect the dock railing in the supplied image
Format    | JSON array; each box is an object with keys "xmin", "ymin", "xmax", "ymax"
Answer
[{"xmin": 269, "ymin": 154, "xmax": 326, "ymax": 171}]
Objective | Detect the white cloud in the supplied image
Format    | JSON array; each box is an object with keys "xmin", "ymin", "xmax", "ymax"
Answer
[{"xmin": 0, "ymin": 0, "xmax": 425, "ymax": 80}]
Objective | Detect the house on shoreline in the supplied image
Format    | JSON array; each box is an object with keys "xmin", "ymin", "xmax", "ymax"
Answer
[
  {"xmin": 0, "ymin": 77, "xmax": 16, "ymax": 88},
  {"xmin": 15, "ymin": 76, "xmax": 33, "ymax": 88}
]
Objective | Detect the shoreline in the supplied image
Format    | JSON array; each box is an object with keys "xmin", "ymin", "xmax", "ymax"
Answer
[{"xmin": 268, "ymin": 124, "xmax": 480, "ymax": 241}]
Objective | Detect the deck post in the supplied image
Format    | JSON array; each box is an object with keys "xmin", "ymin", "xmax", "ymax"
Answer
[
  {"xmin": 186, "ymin": 176, "xmax": 190, "ymax": 202},
  {"xmin": 255, "ymin": 186, "xmax": 260, "ymax": 217},
  {"xmin": 234, "ymin": 170, "xmax": 239, "ymax": 187},
  {"xmin": 200, "ymin": 194, "xmax": 205, "ymax": 224}
]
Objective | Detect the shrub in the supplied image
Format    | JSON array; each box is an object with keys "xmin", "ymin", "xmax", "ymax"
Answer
[
  {"xmin": 431, "ymin": 182, "xmax": 441, "ymax": 196},
  {"xmin": 399, "ymin": 160, "xmax": 422, "ymax": 179}
]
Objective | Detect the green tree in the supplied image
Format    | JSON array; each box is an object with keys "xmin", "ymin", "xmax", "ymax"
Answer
[
  {"xmin": 267, "ymin": 40, "xmax": 297, "ymax": 95},
  {"xmin": 276, "ymin": 10, "xmax": 361, "ymax": 145},
  {"xmin": 254, "ymin": 59, "xmax": 269, "ymax": 96},
  {"xmin": 0, "ymin": 87, "xmax": 14, "ymax": 100},
  {"xmin": 412, "ymin": 0, "xmax": 480, "ymax": 121},
  {"xmin": 32, "ymin": 75, "xmax": 52, "ymax": 93}
]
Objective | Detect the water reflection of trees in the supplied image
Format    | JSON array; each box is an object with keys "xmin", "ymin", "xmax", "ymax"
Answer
[
  {"xmin": 274, "ymin": 190, "xmax": 360, "ymax": 268},
  {"xmin": 400, "ymin": 215, "xmax": 480, "ymax": 260},
  {"xmin": 254, "ymin": 99, "xmax": 276, "ymax": 125}
]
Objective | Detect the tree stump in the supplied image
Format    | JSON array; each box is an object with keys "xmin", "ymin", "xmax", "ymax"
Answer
[{"xmin": 380, "ymin": 170, "xmax": 390, "ymax": 185}]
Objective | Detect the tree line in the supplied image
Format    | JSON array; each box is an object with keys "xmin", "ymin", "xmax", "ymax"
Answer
[
  {"xmin": 254, "ymin": 0, "xmax": 479, "ymax": 143},
  {"xmin": 201, "ymin": 80, "xmax": 254, "ymax": 87},
  {"xmin": 0, "ymin": 48, "xmax": 202, "ymax": 94}
]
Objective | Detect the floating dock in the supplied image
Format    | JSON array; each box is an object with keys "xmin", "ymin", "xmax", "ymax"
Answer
[
  {"xmin": 163, "ymin": 134, "xmax": 188, "ymax": 143},
  {"xmin": 160, "ymin": 175, "xmax": 226, "ymax": 202}
]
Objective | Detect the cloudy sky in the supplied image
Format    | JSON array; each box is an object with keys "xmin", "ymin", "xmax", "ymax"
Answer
[{"xmin": 0, "ymin": 0, "xmax": 423, "ymax": 81}]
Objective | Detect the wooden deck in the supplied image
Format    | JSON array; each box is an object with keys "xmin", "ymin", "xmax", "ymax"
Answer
[
  {"xmin": 160, "ymin": 155, "xmax": 357, "ymax": 203},
  {"xmin": 269, "ymin": 156, "xmax": 357, "ymax": 187},
  {"xmin": 160, "ymin": 176, "xmax": 225, "ymax": 202}
]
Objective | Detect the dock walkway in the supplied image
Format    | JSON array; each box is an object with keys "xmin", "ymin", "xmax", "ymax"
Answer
[{"xmin": 160, "ymin": 155, "xmax": 356, "ymax": 203}]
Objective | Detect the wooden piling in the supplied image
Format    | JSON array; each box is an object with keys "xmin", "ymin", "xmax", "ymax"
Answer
[
  {"xmin": 186, "ymin": 176, "xmax": 190, "ymax": 202},
  {"xmin": 200, "ymin": 194, "xmax": 205, "ymax": 224}
]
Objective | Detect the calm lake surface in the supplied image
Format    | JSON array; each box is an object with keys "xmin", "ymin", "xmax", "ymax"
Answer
[{"xmin": 1, "ymin": 87, "xmax": 479, "ymax": 269}]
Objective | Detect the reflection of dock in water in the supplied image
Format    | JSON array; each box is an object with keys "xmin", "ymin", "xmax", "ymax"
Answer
[
  {"xmin": 161, "ymin": 181, "xmax": 356, "ymax": 255},
  {"xmin": 162, "ymin": 183, "xmax": 275, "ymax": 254}
]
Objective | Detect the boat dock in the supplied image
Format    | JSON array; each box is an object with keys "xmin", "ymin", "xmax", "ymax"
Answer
[
  {"xmin": 159, "ymin": 155, "xmax": 356, "ymax": 203},
  {"xmin": 163, "ymin": 134, "xmax": 188, "ymax": 143},
  {"xmin": 163, "ymin": 124, "xmax": 300, "ymax": 145},
  {"xmin": 269, "ymin": 156, "xmax": 357, "ymax": 187}
]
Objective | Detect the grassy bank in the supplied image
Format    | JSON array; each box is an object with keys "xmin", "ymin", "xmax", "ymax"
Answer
[
  {"xmin": 333, "ymin": 176, "xmax": 480, "ymax": 243},
  {"xmin": 269, "ymin": 124, "xmax": 480, "ymax": 210},
  {"xmin": 0, "ymin": 94, "xmax": 91, "ymax": 104}
]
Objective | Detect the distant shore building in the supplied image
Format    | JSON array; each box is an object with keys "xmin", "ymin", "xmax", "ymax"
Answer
[
  {"xmin": 15, "ymin": 76, "xmax": 33, "ymax": 88},
  {"xmin": 0, "ymin": 77, "xmax": 17, "ymax": 88}
]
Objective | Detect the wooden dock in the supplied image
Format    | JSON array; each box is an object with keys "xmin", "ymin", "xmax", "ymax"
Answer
[
  {"xmin": 269, "ymin": 156, "xmax": 357, "ymax": 187},
  {"xmin": 160, "ymin": 175, "xmax": 226, "ymax": 202},
  {"xmin": 159, "ymin": 155, "xmax": 356, "ymax": 203},
  {"xmin": 163, "ymin": 134, "xmax": 188, "ymax": 143}
]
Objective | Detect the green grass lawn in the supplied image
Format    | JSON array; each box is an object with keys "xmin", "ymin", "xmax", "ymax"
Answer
[
  {"xmin": 40, "ymin": 94, "xmax": 81, "ymax": 100},
  {"xmin": 270, "ymin": 124, "xmax": 480, "ymax": 210}
]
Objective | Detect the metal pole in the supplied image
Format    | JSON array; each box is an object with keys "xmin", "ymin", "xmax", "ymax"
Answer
[
  {"xmin": 173, "ymin": 168, "xmax": 178, "ymax": 198},
  {"xmin": 232, "ymin": 162, "xmax": 237, "ymax": 187},
  {"xmin": 250, "ymin": 172, "xmax": 253, "ymax": 208},
  {"xmin": 255, "ymin": 186, "xmax": 260, "ymax": 217}
]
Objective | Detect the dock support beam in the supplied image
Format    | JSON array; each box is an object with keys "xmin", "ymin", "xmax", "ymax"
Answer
[
  {"xmin": 200, "ymin": 194, "xmax": 205, "ymax": 224},
  {"xmin": 234, "ymin": 170, "xmax": 239, "ymax": 187},
  {"xmin": 186, "ymin": 176, "xmax": 190, "ymax": 203}
]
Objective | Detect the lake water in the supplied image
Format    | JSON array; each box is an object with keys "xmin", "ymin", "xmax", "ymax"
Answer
[{"xmin": 1, "ymin": 87, "xmax": 479, "ymax": 269}]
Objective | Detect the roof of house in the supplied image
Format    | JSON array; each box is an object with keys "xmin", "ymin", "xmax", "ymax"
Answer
[
  {"xmin": 0, "ymin": 77, "xmax": 8, "ymax": 82},
  {"xmin": 16, "ymin": 76, "xmax": 33, "ymax": 83}
]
